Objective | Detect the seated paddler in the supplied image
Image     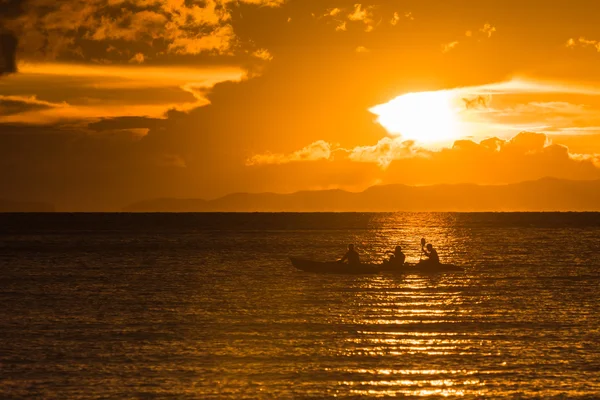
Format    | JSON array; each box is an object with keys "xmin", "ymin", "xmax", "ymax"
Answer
[
  {"xmin": 386, "ymin": 245, "xmax": 406, "ymax": 266},
  {"xmin": 339, "ymin": 244, "xmax": 360, "ymax": 265}
]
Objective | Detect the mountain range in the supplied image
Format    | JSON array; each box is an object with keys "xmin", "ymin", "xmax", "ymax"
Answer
[{"xmin": 124, "ymin": 178, "xmax": 600, "ymax": 212}]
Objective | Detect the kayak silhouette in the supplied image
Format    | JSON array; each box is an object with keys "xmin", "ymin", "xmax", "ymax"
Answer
[{"xmin": 290, "ymin": 257, "xmax": 464, "ymax": 274}]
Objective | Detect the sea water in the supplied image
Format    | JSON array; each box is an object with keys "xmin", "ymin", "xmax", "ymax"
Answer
[{"xmin": 1, "ymin": 213, "xmax": 599, "ymax": 398}]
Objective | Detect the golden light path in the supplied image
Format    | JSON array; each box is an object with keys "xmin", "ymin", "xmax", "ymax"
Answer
[
  {"xmin": 330, "ymin": 219, "xmax": 488, "ymax": 398},
  {"xmin": 329, "ymin": 270, "xmax": 488, "ymax": 398}
]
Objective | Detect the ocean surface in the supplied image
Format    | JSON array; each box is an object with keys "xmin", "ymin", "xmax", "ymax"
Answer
[{"xmin": 1, "ymin": 212, "xmax": 599, "ymax": 399}]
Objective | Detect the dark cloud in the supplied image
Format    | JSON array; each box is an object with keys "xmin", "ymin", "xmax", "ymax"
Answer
[
  {"xmin": 0, "ymin": 33, "xmax": 18, "ymax": 75},
  {"xmin": 0, "ymin": 95, "xmax": 61, "ymax": 115},
  {"xmin": 0, "ymin": 126, "xmax": 193, "ymax": 210},
  {"xmin": 0, "ymin": 0, "xmax": 25, "ymax": 18},
  {"xmin": 462, "ymin": 95, "xmax": 490, "ymax": 109},
  {"xmin": 2, "ymin": 119, "xmax": 598, "ymax": 211},
  {"xmin": 4, "ymin": 0, "xmax": 282, "ymax": 64},
  {"xmin": 0, "ymin": 0, "xmax": 25, "ymax": 75},
  {"xmin": 88, "ymin": 116, "xmax": 167, "ymax": 132}
]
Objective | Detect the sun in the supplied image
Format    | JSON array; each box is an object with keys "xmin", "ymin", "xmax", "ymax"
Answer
[{"xmin": 369, "ymin": 90, "xmax": 462, "ymax": 143}]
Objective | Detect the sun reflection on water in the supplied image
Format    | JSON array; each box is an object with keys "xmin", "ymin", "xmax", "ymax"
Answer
[
  {"xmin": 337, "ymin": 364, "xmax": 486, "ymax": 396},
  {"xmin": 331, "ymin": 236, "xmax": 488, "ymax": 397}
]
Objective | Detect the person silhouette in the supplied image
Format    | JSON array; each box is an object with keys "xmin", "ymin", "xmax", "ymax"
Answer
[
  {"xmin": 386, "ymin": 245, "xmax": 406, "ymax": 266},
  {"xmin": 421, "ymin": 243, "xmax": 440, "ymax": 264},
  {"xmin": 339, "ymin": 244, "xmax": 360, "ymax": 265}
]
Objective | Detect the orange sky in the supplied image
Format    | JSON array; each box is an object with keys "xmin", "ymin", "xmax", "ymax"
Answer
[{"xmin": 1, "ymin": 0, "xmax": 600, "ymax": 210}]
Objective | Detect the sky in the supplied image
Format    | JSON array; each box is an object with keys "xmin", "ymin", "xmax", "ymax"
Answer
[{"xmin": 2, "ymin": 0, "xmax": 600, "ymax": 210}]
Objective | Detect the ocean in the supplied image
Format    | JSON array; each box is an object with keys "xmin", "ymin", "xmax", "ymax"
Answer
[{"xmin": 1, "ymin": 213, "xmax": 599, "ymax": 398}]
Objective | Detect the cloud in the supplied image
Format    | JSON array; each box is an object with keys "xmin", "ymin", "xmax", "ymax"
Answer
[
  {"xmin": 468, "ymin": 78, "xmax": 600, "ymax": 96},
  {"xmin": 321, "ymin": 4, "xmax": 412, "ymax": 33},
  {"xmin": 129, "ymin": 53, "xmax": 145, "ymax": 64},
  {"xmin": 462, "ymin": 95, "xmax": 490, "ymax": 109},
  {"xmin": 347, "ymin": 4, "xmax": 375, "ymax": 32},
  {"xmin": 336, "ymin": 21, "xmax": 348, "ymax": 32},
  {"xmin": 570, "ymin": 152, "xmax": 600, "ymax": 168},
  {"xmin": 247, "ymin": 129, "xmax": 580, "ymax": 170},
  {"xmin": 167, "ymin": 24, "xmax": 236, "ymax": 56},
  {"xmin": 0, "ymin": 33, "xmax": 18, "ymax": 76},
  {"xmin": 362, "ymin": 77, "xmax": 600, "ymax": 147},
  {"xmin": 347, "ymin": 137, "xmax": 421, "ymax": 167},
  {"xmin": 566, "ymin": 37, "xmax": 600, "ymax": 52},
  {"xmin": 248, "ymin": 132, "xmax": 600, "ymax": 189},
  {"xmin": 355, "ymin": 46, "xmax": 370, "ymax": 53},
  {"xmin": 505, "ymin": 131, "xmax": 548, "ymax": 152},
  {"xmin": 246, "ymin": 138, "xmax": 419, "ymax": 169},
  {"xmin": 0, "ymin": 0, "xmax": 24, "ymax": 75},
  {"xmin": 17, "ymin": 62, "xmax": 245, "ymax": 87},
  {"xmin": 159, "ymin": 154, "xmax": 187, "ymax": 168},
  {"xmin": 389, "ymin": 11, "xmax": 413, "ymax": 26},
  {"xmin": 87, "ymin": 116, "xmax": 165, "ymax": 133},
  {"xmin": 252, "ymin": 48, "xmax": 273, "ymax": 61},
  {"xmin": 348, "ymin": 4, "xmax": 372, "ymax": 22},
  {"xmin": 0, "ymin": 95, "xmax": 68, "ymax": 115},
  {"xmin": 0, "ymin": 124, "xmax": 199, "ymax": 210},
  {"xmin": 242, "ymin": 0, "xmax": 285, "ymax": 5},
  {"xmin": 326, "ymin": 8, "xmax": 342, "ymax": 17},
  {"xmin": 481, "ymin": 100, "xmax": 600, "ymax": 139},
  {"xmin": 3, "ymin": 0, "xmax": 283, "ymax": 64},
  {"xmin": 480, "ymin": 23, "xmax": 497, "ymax": 38},
  {"xmin": 246, "ymin": 140, "xmax": 332, "ymax": 166},
  {"xmin": 492, "ymin": 83, "xmax": 600, "ymax": 136},
  {"xmin": 509, "ymin": 101, "xmax": 589, "ymax": 116},
  {"xmin": 87, "ymin": 10, "xmax": 169, "ymax": 42},
  {"xmin": 442, "ymin": 41, "xmax": 459, "ymax": 53},
  {"xmin": 454, "ymin": 79, "xmax": 600, "ymax": 134},
  {"xmin": 442, "ymin": 22, "xmax": 496, "ymax": 53},
  {"xmin": 0, "ymin": 62, "xmax": 246, "ymax": 124}
]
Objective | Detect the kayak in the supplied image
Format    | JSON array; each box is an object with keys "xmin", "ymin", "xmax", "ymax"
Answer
[{"xmin": 290, "ymin": 257, "xmax": 464, "ymax": 274}]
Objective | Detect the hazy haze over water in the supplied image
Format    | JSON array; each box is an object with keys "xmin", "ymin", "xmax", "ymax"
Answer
[{"xmin": 1, "ymin": 213, "xmax": 599, "ymax": 398}]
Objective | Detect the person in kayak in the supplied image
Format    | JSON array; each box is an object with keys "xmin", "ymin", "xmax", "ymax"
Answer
[
  {"xmin": 421, "ymin": 243, "xmax": 440, "ymax": 264},
  {"xmin": 386, "ymin": 245, "xmax": 406, "ymax": 266},
  {"xmin": 339, "ymin": 244, "xmax": 360, "ymax": 265}
]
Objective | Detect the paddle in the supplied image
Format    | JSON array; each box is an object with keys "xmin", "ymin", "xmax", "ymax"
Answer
[{"xmin": 419, "ymin": 237, "xmax": 426, "ymax": 261}]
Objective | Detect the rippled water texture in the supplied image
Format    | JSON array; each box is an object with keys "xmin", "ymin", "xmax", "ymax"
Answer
[{"xmin": 1, "ymin": 213, "xmax": 600, "ymax": 398}]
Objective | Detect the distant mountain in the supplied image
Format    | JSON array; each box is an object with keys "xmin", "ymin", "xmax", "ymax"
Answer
[
  {"xmin": 124, "ymin": 178, "xmax": 600, "ymax": 212},
  {"xmin": 0, "ymin": 199, "xmax": 55, "ymax": 212}
]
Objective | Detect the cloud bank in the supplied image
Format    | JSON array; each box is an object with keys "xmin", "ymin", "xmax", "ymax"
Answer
[
  {"xmin": 0, "ymin": 62, "xmax": 246, "ymax": 123},
  {"xmin": 247, "ymin": 131, "xmax": 600, "ymax": 187},
  {"xmin": 3, "ymin": 0, "xmax": 283, "ymax": 64}
]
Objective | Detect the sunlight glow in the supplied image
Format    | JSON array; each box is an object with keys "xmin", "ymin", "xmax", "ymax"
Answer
[{"xmin": 370, "ymin": 90, "xmax": 461, "ymax": 143}]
